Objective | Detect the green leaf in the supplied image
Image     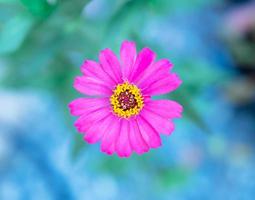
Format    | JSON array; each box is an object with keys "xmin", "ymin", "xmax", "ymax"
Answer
[
  {"xmin": 0, "ymin": 15, "xmax": 34, "ymax": 54},
  {"xmin": 71, "ymin": 133, "xmax": 87, "ymax": 161},
  {"xmin": 0, "ymin": 0, "xmax": 18, "ymax": 3},
  {"xmin": 158, "ymin": 167, "xmax": 190, "ymax": 188},
  {"xmin": 148, "ymin": 0, "xmax": 216, "ymax": 14},
  {"xmin": 169, "ymin": 89, "xmax": 212, "ymax": 134},
  {"xmin": 20, "ymin": 0, "xmax": 56, "ymax": 18}
]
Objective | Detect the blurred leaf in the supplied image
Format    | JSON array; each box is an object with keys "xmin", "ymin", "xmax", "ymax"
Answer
[
  {"xmin": 172, "ymin": 60, "xmax": 226, "ymax": 134},
  {"xmin": 177, "ymin": 60, "xmax": 225, "ymax": 90},
  {"xmin": 102, "ymin": 0, "xmax": 146, "ymax": 47},
  {"xmin": 170, "ymin": 90, "xmax": 212, "ymax": 134},
  {"xmin": 71, "ymin": 133, "xmax": 87, "ymax": 160},
  {"xmin": 0, "ymin": 15, "xmax": 34, "ymax": 54},
  {"xmin": 158, "ymin": 167, "xmax": 190, "ymax": 188},
  {"xmin": 148, "ymin": 0, "xmax": 214, "ymax": 13},
  {"xmin": 96, "ymin": 156, "xmax": 130, "ymax": 174},
  {"xmin": 0, "ymin": 0, "xmax": 17, "ymax": 2},
  {"xmin": 20, "ymin": 0, "xmax": 56, "ymax": 18}
]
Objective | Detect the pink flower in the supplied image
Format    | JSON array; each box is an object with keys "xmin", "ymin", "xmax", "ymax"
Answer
[{"xmin": 69, "ymin": 40, "xmax": 183, "ymax": 157}]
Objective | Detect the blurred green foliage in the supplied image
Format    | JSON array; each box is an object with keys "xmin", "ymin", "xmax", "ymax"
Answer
[
  {"xmin": 0, "ymin": 14, "xmax": 33, "ymax": 54},
  {"xmin": 20, "ymin": 0, "xmax": 56, "ymax": 18}
]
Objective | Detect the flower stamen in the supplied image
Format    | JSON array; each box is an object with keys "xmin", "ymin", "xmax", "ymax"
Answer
[{"xmin": 110, "ymin": 82, "xmax": 144, "ymax": 118}]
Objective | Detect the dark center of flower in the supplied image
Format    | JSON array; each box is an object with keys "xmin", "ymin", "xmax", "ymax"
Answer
[{"xmin": 117, "ymin": 90, "xmax": 138, "ymax": 111}]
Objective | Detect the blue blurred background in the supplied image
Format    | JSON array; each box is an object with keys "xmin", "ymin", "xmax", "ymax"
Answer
[{"xmin": 1, "ymin": 0, "xmax": 255, "ymax": 199}]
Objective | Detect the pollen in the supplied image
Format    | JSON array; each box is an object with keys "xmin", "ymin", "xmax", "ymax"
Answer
[{"xmin": 110, "ymin": 82, "xmax": 144, "ymax": 118}]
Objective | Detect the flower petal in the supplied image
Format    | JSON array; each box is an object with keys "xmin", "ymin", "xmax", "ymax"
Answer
[
  {"xmin": 99, "ymin": 48, "xmax": 122, "ymax": 83},
  {"xmin": 73, "ymin": 76, "xmax": 113, "ymax": 96},
  {"xmin": 74, "ymin": 107, "xmax": 111, "ymax": 133},
  {"xmin": 100, "ymin": 116, "xmax": 121, "ymax": 155},
  {"xmin": 129, "ymin": 47, "xmax": 156, "ymax": 82},
  {"xmin": 136, "ymin": 59, "xmax": 173, "ymax": 87},
  {"xmin": 129, "ymin": 118, "xmax": 149, "ymax": 154},
  {"xmin": 140, "ymin": 108, "xmax": 175, "ymax": 135},
  {"xmin": 120, "ymin": 40, "xmax": 137, "ymax": 79},
  {"xmin": 115, "ymin": 119, "xmax": 132, "ymax": 157},
  {"xmin": 84, "ymin": 114, "xmax": 113, "ymax": 144},
  {"xmin": 136, "ymin": 116, "xmax": 162, "ymax": 148},
  {"xmin": 142, "ymin": 73, "xmax": 182, "ymax": 96},
  {"xmin": 69, "ymin": 98, "xmax": 109, "ymax": 116},
  {"xmin": 145, "ymin": 100, "xmax": 183, "ymax": 119},
  {"xmin": 81, "ymin": 60, "xmax": 116, "ymax": 88}
]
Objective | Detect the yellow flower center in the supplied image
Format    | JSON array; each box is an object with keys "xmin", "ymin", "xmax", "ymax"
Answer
[{"xmin": 110, "ymin": 82, "xmax": 144, "ymax": 118}]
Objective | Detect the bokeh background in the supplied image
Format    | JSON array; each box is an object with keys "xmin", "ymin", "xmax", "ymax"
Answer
[{"xmin": 1, "ymin": 0, "xmax": 255, "ymax": 199}]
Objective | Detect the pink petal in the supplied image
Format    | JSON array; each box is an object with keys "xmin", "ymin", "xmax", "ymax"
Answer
[
  {"xmin": 68, "ymin": 98, "xmax": 109, "ymax": 116},
  {"xmin": 129, "ymin": 118, "xmax": 149, "ymax": 154},
  {"xmin": 135, "ymin": 59, "xmax": 173, "ymax": 87},
  {"xmin": 100, "ymin": 116, "xmax": 121, "ymax": 155},
  {"xmin": 140, "ymin": 108, "xmax": 175, "ymax": 135},
  {"xmin": 84, "ymin": 114, "xmax": 113, "ymax": 144},
  {"xmin": 104, "ymin": 143, "xmax": 115, "ymax": 155},
  {"xmin": 73, "ymin": 76, "xmax": 113, "ymax": 96},
  {"xmin": 142, "ymin": 73, "xmax": 182, "ymax": 96},
  {"xmin": 136, "ymin": 116, "xmax": 162, "ymax": 148},
  {"xmin": 99, "ymin": 48, "xmax": 122, "ymax": 83},
  {"xmin": 120, "ymin": 40, "xmax": 137, "ymax": 79},
  {"xmin": 115, "ymin": 119, "xmax": 132, "ymax": 157},
  {"xmin": 146, "ymin": 100, "xmax": 183, "ymax": 119},
  {"xmin": 81, "ymin": 60, "xmax": 116, "ymax": 88},
  {"xmin": 74, "ymin": 107, "xmax": 111, "ymax": 133},
  {"xmin": 129, "ymin": 47, "xmax": 156, "ymax": 82}
]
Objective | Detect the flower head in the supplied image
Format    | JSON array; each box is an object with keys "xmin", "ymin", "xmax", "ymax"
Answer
[{"xmin": 69, "ymin": 40, "xmax": 183, "ymax": 157}]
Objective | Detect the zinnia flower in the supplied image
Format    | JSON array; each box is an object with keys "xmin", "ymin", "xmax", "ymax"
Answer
[{"xmin": 69, "ymin": 40, "xmax": 183, "ymax": 157}]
